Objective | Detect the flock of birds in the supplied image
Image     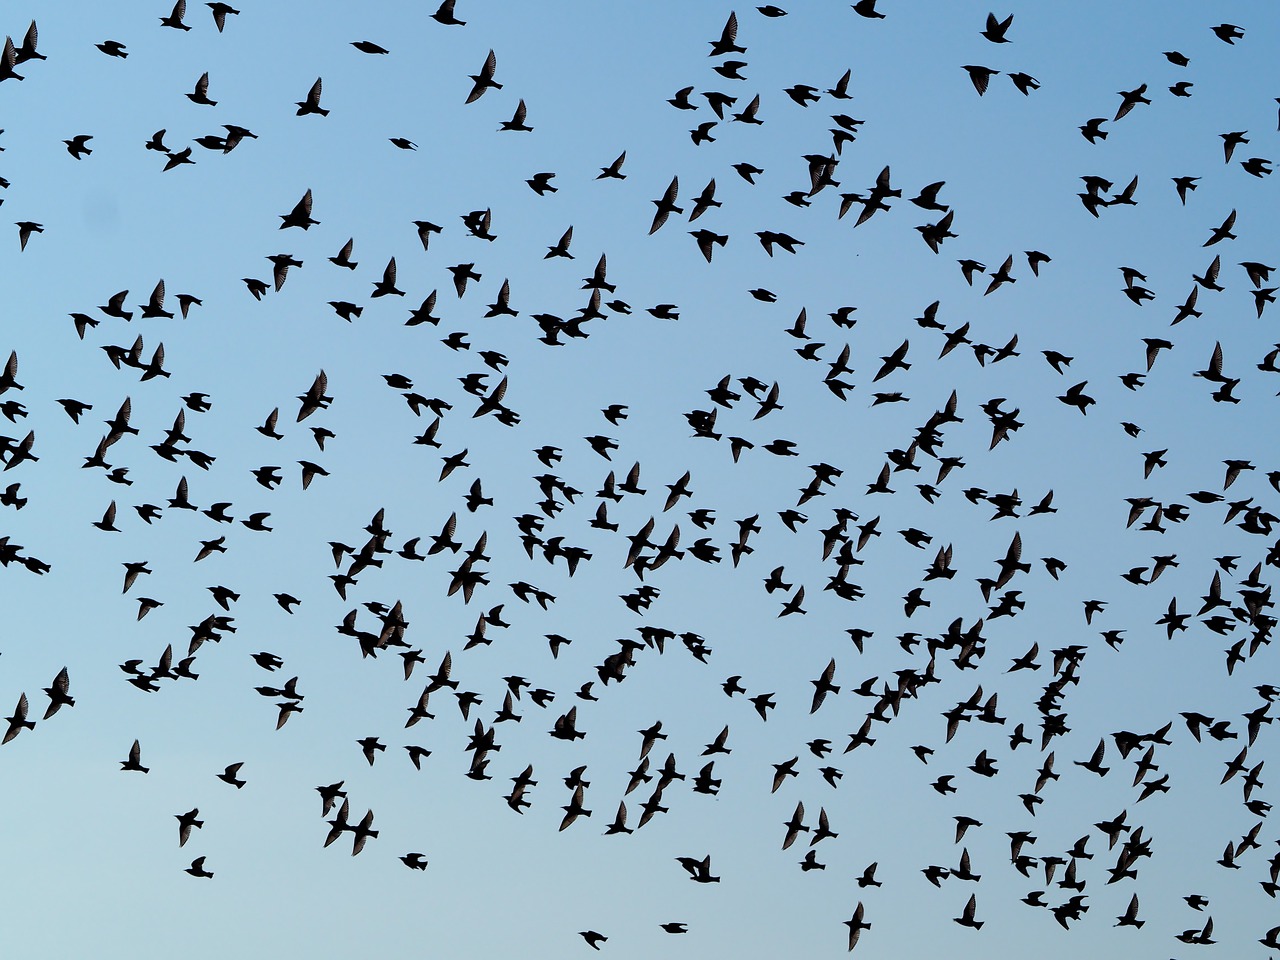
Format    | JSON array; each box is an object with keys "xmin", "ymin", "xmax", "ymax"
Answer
[{"xmin": 2, "ymin": 2, "xmax": 1279, "ymax": 955}]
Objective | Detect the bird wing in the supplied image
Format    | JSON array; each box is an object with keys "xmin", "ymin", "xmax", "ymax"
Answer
[{"xmin": 720, "ymin": 11, "xmax": 738, "ymax": 45}]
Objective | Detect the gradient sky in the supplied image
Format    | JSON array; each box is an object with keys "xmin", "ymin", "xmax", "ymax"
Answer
[{"xmin": 1, "ymin": 2, "xmax": 1278, "ymax": 957}]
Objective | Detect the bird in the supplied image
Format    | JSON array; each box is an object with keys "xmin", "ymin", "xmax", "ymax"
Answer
[
  {"xmin": 499, "ymin": 99, "xmax": 532, "ymax": 132},
  {"xmin": 207, "ymin": 3, "xmax": 239, "ymax": 31},
  {"xmin": 984, "ymin": 255, "xmax": 1016, "ymax": 294},
  {"xmin": 122, "ymin": 562, "xmax": 152, "ymax": 594},
  {"xmin": 41, "ymin": 668, "xmax": 73, "ymax": 719},
  {"xmin": 158, "ymin": 1, "xmax": 192, "ymax": 30},
  {"xmin": 465, "ymin": 50, "xmax": 500, "ymax": 103},
  {"xmin": 431, "ymin": 0, "xmax": 466, "ymax": 25},
  {"xmin": 1114, "ymin": 84, "xmax": 1151, "ymax": 120},
  {"xmin": 176, "ymin": 809, "xmax": 204, "ymax": 847},
  {"xmin": 120, "ymin": 739, "xmax": 148, "ymax": 772},
  {"xmin": 163, "ymin": 148, "xmax": 195, "ymax": 171},
  {"xmin": 1212, "ymin": 23, "xmax": 1244, "ymax": 43},
  {"xmin": 981, "ymin": 13, "xmax": 1013, "ymax": 42},
  {"xmin": 1204, "ymin": 209, "xmax": 1237, "ymax": 246},
  {"xmin": 545, "ymin": 226, "xmax": 574, "ymax": 259},
  {"xmin": 296, "ymin": 78, "xmax": 328, "ymax": 116},
  {"xmin": 953, "ymin": 894, "xmax": 983, "ymax": 929},
  {"xmin": 138, "ymin": 280, "xmax": 173, "ymax": 319},
  {"xmin": 371, "ymin": 259, "xmax": 404, "ymax": 298},
  {"xmin": 649, "ymin": 177, "xmax": 682, "ymax": 234},
  {"xmin": 963, "ymin": 65, "xmax": 998, "ymax": 95},
  {"xmin": 1057, "ymin": 381, "xmax": 1095, "ymax": 414},
  {"xmin": 358, "ymin": 737, "xmax": 386, "ymax": 765},
  {"xmin": 16, "ymin": 221, "xmax": 43, "ymax": 251},
  {"xmin": 1080, "ymin": 118, "xmax": 1108, "ymax": 143},
  {"xmin": 280, "ymin": 190, "xmax": 319, "ymax": 230},
  {"xmin": 1173, "ymin": 176, "xmax": 1199, "ymax": 204},
  {"xmin": 64, "ymin": 135, "xmax": 93, "ymax": 159},
  {"xmin": 677, "ymin": 854, "xmax": 720, "ymax": 883},
  {"xmin": 597, "ymin": 151, "xmax": 627, "ymax": 180},
  {"xmin": 328, "ymin": 238, "xmax": 357, "ymax": 270},
  {"xmin": 184, "ymin": 856, "xmax": 214, "ymax": 878},
  {"xmin": 186, "ymin": 72, "xmax": 216, "ymax": 106}
]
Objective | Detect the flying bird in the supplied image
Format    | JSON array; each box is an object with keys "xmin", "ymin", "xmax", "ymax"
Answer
[
  {"xmin": 296, "ymin": 78, "xmax": 328, "ymax": 116},
  {"xmin": 465, "ymin": 50, "xmax": 500, "ymax": 103}
]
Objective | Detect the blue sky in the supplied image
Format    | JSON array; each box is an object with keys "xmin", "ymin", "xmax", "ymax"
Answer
[{"xmin": 1, "ymin": 1, "xmax": 1278, "ymax": 957}]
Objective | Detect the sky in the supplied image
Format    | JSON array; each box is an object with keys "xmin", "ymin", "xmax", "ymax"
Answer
[{"xmin": 1, "ymin": 1, "xmax": 1278, "ymax": 957}]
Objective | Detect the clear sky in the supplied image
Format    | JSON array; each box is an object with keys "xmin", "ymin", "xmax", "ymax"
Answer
[{"xmin": 1, "ymin": 1, "xmax": 1278, "ymax": 957}]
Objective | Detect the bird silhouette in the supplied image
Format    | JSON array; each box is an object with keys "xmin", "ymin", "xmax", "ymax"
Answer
[
  {"xmin": 465, "ymin": 50, "xmax": 500, "ymax": 103},
  {"xmin": 120, "ymin": 738, "xmax": 148, "ymax": 772},
  {"xmin": 649, "ymin": 177, "xmax": 682, "ymax": 234},
  {"xmin": 184, "ymin": 856, "xmax": 213, "ymax": 878},
  {"xmin": 296, "ymin": 78, "xmax": 327, "ymax": 116}
]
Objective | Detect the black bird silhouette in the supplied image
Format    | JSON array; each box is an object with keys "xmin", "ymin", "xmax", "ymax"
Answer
[
  {"xmin": 1212, "ymin": 23, "xmax": 1244, "ymax": 43},
  {"xmin": 176, "ymin": 809, "xmax": 204, "ymax": 846},
  {"xmin": 499, "ymin": 99, "xmax": 532, "ymax": 132},
  {"xmin": 1114, "ymin": 84, "xmax": 1150, "ymax": 120},
  {"xmin": 1080, "ymin": 117, "xmax": 1108, "ymax": 143},
  {"xmin": 186, "ymin": 72, "xmax": 216, "ymax": 106},
  {"xmin": 161, "ymin": 1, "xmax": 191, "ymax": 30},
  {"xmin": 207, "ymin": 3, "xmax": 239, "ymax": 32},
  {"xmin": 41, "ymin": 668, "xmax": 73, "ymax": 719},
  {"xmin": 185, "ymin": 856, "xmax": 213, "ymax": 878},
  {"xmin": 64, "ymin": 135, "xmax": 92, "ymax": 159},
  {"xmin": 649, "ymin": 177, "xmax": 682, "ymax": 234},
  {"xmin": 120, "ymin": 738, "xmax": 148, "ymax": 772},
  {"xmin": 579, "ymin": 931, "xmax": 607, "ymax": 950},
  {"xmin": 981, "ymin": 12, "xmax": 1013, "ymax": 42},
  {"xmin": 296, "ymin": 78, "xmax": 328, "ymax": 116},
  {"xmin": 280, "ymin": 190, "xmax": 318, "ymax": 230},
  {"xmin": 963, "ymin": 65, "xmax": 998, "ymax": 95},
  {"xmin": 465, "ymin": 50, "xmax": 500, "ymax": 103},
  {"xmin": 431, "ymin": 0, "xmax": 466, "ymax": 26},
  {"xmin": 709, "ymin": 12, "xmax": 745, "ymax": 56},
  {"xmin": 16, "ymin": 221, "xmax": 43, "ymax": 251},
  {"xmin": 597, "ymin": 151, "xmax": 626, "ymax": 180}
]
